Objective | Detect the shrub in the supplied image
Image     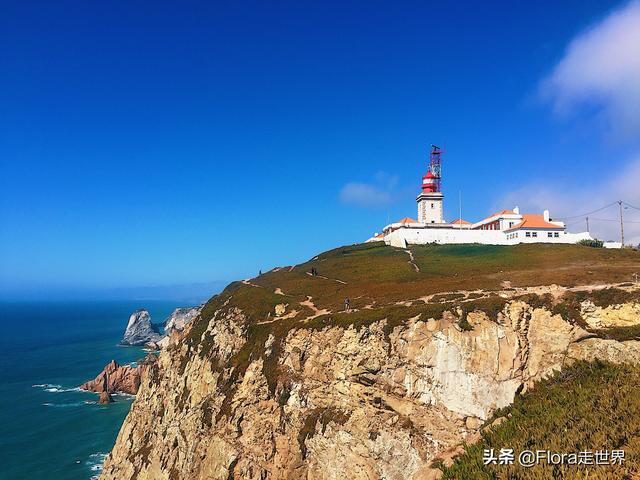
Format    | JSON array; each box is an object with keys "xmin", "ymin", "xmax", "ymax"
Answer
[
  {"xmin": 440, "ymin": 361, "xmax": 640, "ymax": 479},
  {"xmin": 578, "ymin": 238, "xmax": 604, "ymax": 248}
]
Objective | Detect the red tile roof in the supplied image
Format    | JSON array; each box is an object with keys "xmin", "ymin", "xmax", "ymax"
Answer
[
  {"xmin": 451, "ymin": 218, "xmax": 471, "ymax": 225},
  {"xmin": 505, "ymin": 214, "xmax": 564, "ymax": 231},
  {"xmin": 397, "ymin": 217, "xmax": 418, "ymax": 224}
]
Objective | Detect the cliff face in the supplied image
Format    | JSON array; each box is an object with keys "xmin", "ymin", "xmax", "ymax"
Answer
[{"xmin": 100, "ymin": 286, "xmax": 640, "ymax": 480}]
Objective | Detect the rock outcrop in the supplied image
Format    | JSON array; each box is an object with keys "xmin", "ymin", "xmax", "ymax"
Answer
[
  {"xmin": 99, "ymin": 289, "xmax": 640, "ymax": 480},
  {"xmin": 156, "ymin": 306, "xmax": 202, "ymax": 349},
  {"xmin": 98, "ymin": 391, "xmax": 114, "ymax": 404},
  {"xmin": 121, "ymin": 310, "xmax": 162, "ymax": 346},
  {"xmin": 81, "ymin": 355, "xmax": 157, "ymax": 396},
  {"xmin": 164, "ymin": 307, "xmax": 201, "ymax": 334}
]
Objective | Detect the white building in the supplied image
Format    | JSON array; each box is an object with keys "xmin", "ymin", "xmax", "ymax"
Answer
[{"xmin": 367, "ymin": 158, "xmax": 592, "ymax": 248}]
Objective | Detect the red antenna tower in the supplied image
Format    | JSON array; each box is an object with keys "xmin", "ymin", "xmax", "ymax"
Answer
[{"xmin": 429, "ymin": 145, "xmax": 442, "ymax": 192}]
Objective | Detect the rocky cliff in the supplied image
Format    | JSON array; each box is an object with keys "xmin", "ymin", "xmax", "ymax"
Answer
[
  {"xmin": 98, "ymin": 244, "xmax": 640, "ymax": 480},
  {"xmin": 121, "ymin": 310, "xmax": 162, "ymax": 346},
  {"xmin": 164, "ymin": 307, "xmax": 201, "ymax": 334}
]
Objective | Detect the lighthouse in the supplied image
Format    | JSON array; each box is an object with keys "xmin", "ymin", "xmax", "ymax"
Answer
[{"xmin": 416, "ymin": 146, "xmax": 444, "ymax": 224}]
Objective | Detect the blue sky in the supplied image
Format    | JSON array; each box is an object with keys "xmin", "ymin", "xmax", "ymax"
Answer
[{"xmin": 2, "ymin": 0, "xmax": 640, "ymax": 299}]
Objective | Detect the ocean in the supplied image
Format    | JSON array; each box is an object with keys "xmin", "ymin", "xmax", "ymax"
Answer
[{"xmin": 0, "ymin": 300, "xmax": 182, "ymax": 480}]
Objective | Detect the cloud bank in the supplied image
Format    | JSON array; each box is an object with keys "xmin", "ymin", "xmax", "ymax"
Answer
[
  {"xmin": 497, "ymin": 156, "xmax": 640, "ymax": 245},
  {"xmin": 503, "ymin": 1, "xmax": 640, "ymax": 245},
  {"xmin": 540, "ymin": 0, "xmax": 640, "ymax": 138},
  {"xmin": 339, "ymin": 172, "xmax": 400, "ymax": 208}
]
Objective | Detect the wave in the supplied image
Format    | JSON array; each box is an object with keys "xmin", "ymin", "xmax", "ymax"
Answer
[
  {"xmin": 33, "ymin": 383, "xmax": 83, "ymax": 393},
  {"xmin": 45, "ymin": 386, "xmax": 82, "ymax": 393},
  {"xmin": 43, "ymin": 401, "xmax": 88, "ymax": 408},
  {"xmin": 87, "ymin": 452, "xmax": 107, "ymax": 479},
  {"xmin": 113, "ymin": 392, "xmax": 136, "ymax": 399},
  {"xmin": 32, "ymin": 383, "xmax": 61, "ymax": 389}
]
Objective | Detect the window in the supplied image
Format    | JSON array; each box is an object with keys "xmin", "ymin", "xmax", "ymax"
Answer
[
  {"xmin": 554, "ymin": 232, "xmax": 559, "ymax": 237},
  {"xmin": 548, "ymin": 232, "xmax": 553, "ymax": 238},
  {"xmin": 431, "ymin": 203, "xmax": 434, "ymax": 208},
  {"xmin": 509, "ymin": 222, "xmax": 514, "ymax": 228},
  {"xmin": 526, "ymin": 232, "xmax": 531, "ymax": 237},
  {"xmin": 532, "ymin": 232, "xmax": 537, "ymax": 237}
]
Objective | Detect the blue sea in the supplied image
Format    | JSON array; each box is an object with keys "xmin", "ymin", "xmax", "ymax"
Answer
[{"xmin": 0, "ymin": 300, "xmax": 182, "ymax": 480}]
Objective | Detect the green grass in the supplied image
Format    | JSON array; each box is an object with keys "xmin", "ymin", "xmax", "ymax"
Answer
[
  {"xmin": 180, "ymin": 243, "xmax": 639, "ymax": 422},
  {"xmin": 440, "ymin": 361, "xmax": 640, "ymax": 479}
]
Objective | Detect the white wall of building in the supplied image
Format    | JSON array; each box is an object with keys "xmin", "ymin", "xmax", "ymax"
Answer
[{"xmin": 384, "ymin": 227, "xmax": 592, "ymax": 248}]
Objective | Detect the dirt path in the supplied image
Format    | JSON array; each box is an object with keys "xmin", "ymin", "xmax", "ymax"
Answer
[
  {"xmin": 404, "ymin": 249, "xmax": 420, "ymax": 272},
  {"xmin": 300, "ymin": 296, "xmax": 331, "ymax": 321},
  {"xmin": 305, "ymin": 271, "xmax": 347, "ymax": 284},
  {"xmin": 414, "ymin": 281, "xmax": 638, "ymax": 306}
]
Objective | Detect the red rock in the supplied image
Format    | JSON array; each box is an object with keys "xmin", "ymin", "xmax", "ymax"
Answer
[
  {"xmin": 98, "ymin": 391, "xmax": 114, "ymax": 404},
  {"xmin": 80, "ymin": 354, "xmax": 157, "ymax": 396}
]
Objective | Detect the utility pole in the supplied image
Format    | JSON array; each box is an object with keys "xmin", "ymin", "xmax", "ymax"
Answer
[
  {"xmin": 586, "ymin": 216, "xmax": 589, "ymax": 234},
  {"xmin": 618, "ymin": 200, "xmax": 625, "ymax": 247},
  {"xmin": 459, "ymin": 190, "xmax": 462, "ymax": 229}
]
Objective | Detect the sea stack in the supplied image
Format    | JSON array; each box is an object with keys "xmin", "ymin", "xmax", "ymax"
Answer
[
  {"xmin": 97, "ymin": 369, "xmax": 114, "ymax": 404},
  {"xmin": 98, "ymin": 391, "xmax": 114, "ymax": 404},
  {"xmin": 121, "ymin": 310, "xmax": 162, "ymax": 346}
]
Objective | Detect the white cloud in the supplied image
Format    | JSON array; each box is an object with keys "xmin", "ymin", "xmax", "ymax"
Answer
[
  {"xmin": 515, "ymin": 2, "xmax": 640, "ymax": 245},
  {"xmin": 339, "ymin": 172, "xmax": 399, "ymax": 208},
  {"xmin": 496, "ymin": 156, "xmax": 640, "ymax": 245},
  {"xmin": 540, "ymin": 0, "xmax": 640, "ymax": 139}
]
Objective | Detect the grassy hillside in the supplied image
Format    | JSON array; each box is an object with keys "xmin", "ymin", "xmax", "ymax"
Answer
[
  {"xmin": 174, "ymin": 243, "xmax": 640, "ymax": 470},
  {"xmin": 200, "ymin": 242, "xmax": 638, "ymax": 321},
  {"xmin": 181, "ymin": 243, "xmax": 639, "ymax": 418},
  {"xmin": 439, "ymin": 361, "xmax": 640, "ymax": 480}
]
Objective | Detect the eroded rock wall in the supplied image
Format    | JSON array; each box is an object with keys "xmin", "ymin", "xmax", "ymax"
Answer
[{"xmin": 100, "ymin": 298, "xmax": 640, "ymax": 480}]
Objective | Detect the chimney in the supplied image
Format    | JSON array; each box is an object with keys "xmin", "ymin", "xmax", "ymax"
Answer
[
  {"xmin": 543, "ymin": 210, "xmax": 550, "ymax": 222},
  {"xmin": 513, "ymin": 206, "xmax": 520, "ymax": 215}
]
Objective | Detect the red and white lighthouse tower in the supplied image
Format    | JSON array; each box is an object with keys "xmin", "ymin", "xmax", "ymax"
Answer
[{"xmin": 417, "ymin": 146, "xmax": 445, "ymax": 224}]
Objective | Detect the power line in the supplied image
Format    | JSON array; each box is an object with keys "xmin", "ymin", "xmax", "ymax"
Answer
[
  {"xmin": 623, "ymin": 201, "xmax": 640, "ymax": 211},
  {"xmin": 588, "ymin": 217, "xmax": 640, "ymax": 224},
  {"xmin": 555, "ymin": 201, "xmax": 619, "ymax": 220}
]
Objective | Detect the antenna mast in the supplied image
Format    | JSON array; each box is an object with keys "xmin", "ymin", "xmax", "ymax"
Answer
[{"xmin": 429, "ymin": 145, "xmax": 442, "ymax": 192}]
